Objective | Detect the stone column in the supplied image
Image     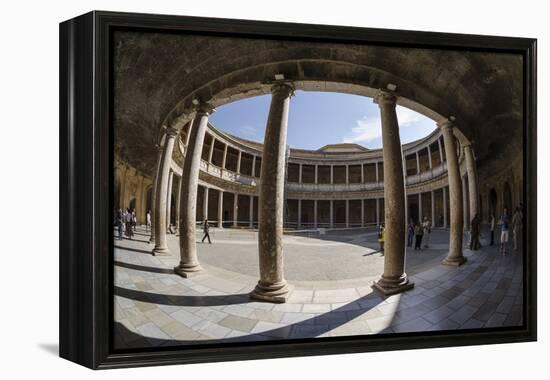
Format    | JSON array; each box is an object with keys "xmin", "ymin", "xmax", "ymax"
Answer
[
  {"xmin": 208, "ymin": 137, "xmax": 215, "ymax": 163},
  {"xmin": 427, "ymin": 145, "xmax": 433, "ymax": 169},
  {"xmin": 438, "ymin": 137, "xmax": 444, "ymax": 163},
  {"xmin": 372, "ymin": 90, "xmax": 413, "ymax": 296},
  {"xmin": 464, "ymin": 143, "xmax": 479, "ymax": 219},
  {"xmin": 376, "ymin": 162, "xmax": 380, "ymax": 183},
  {"xmin": 438, "ymin": 119, "xmax": 466, "ymax": 266},
  {"xmin": 203, "ymin": 187, "xmax": 209, "ymax": 222},
  {"xmin": 250, "ymin": 82, "xmax": 294, "ymax": 303},
  {"xmin": 249, "ymin": 196, "xmax": 254, "ymax": 228},
  {"xmin": 443, "ymin": 187, "xmax": 448, "ymax": 228},
  {"xmin": 221, "ymin": 144, "xmax": 228, "ymax": 169},
  {"xmin": 175, "ymin": 175, "xmax": 183, "ymax": 230},
  {"xmin": 462, "ymin": 175, "xmax": 469, "ymax": 230},
  {"xmin": 152, "ymin": 127, "xmax": 178, "ymax": 255},
  {"xmin": 298, "ymin": 164, "xmax": 303, "ymax": 184},
  {"xmin": 330, "ymin": 165, "xmax": 334, "ymax": 184},
  {"xmin": 218, "ymin": 191, "xmax": 224, "ymax": 228},
  {"xmin": 175, "ymin": 103, "xmax": 215, "ymax": 277},
  {"xmin": 297, "ymin": 199, "xmax": 302, "ymax": 228},
  {"xmin": 166, "ymin": 170, "xmax": 174, "ymax": 229},
  {"xmin": 236, "ymin": 150, "xmax": 242, "ymax": 174},
  {"xmin": 149, "ymin": 146, "xmax": 163, "ymax": 243},
  {"xmin": 314, "ymin": 165, "xmax": 318, "ymax": 184},
  {"xmin": 313, "ymin": 199, "xmax": 318, "ymax": 228},
  {"xmin": 233, "ymin": 194, "xmax": 238, "ymax": 227},
  {"xmin": 361, "ymin": 164, "xmax": 365, "ymax": 183},
  {"xmin": 416, "ymin": 151, "xmax": 421, "ymax": 174},
  {"xmin": 345, "ymin": 165, "xmax": 349, "ymax": 185}
]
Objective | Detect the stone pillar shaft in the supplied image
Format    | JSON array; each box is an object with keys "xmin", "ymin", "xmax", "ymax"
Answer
[
  {"xmin": 297, "ymin": 199, "xmax": 302, "ymax": 228},
  {"xmin": 314, "ymin": 199, "xmax": 318, "ymax": 228},
  {"xmin": 250, "ymin": 82, "xmax": 294, "ymax": 303},
  {"xmin": 203, "ymin": 187, "xmax": 209, "ymax": 222},
  {"xmin": 175, "ymin": 175, "xmax": 183, "ymax": 230},
  {"xmin": 330, "ymin": 200, "xmax": 334, "ymax": 228},
  {"xmin": 249, "ymin": 196, "xmax": 254, "ymax": 228},
  {"xmin": 233, "ymin": 194, "xmax": 238, "ymax": 227},
  {"xmin": 152, "ymin": 128, "xmax": 178, "ymax": 255},
  {"xmin": 464, "ymin": 144, "xmax": 479, "ymax": 218},
  {"xmin": 443, "ymin": 187, "xmax": 448, "ymax": 228},
  {"xmin": 175, "ymin": 104, "xmax": 215, "ymax": 277},
  {"xmin": 439, "ymin": 119, "xmax": 466, "ymax": 266},
  {"xmin": 345, "ymin": 199, "xmax": 349, "ymax": 228},
  {"xmin": 376, "ymin": 198, "xmax": 380, "ymax": 226},
  {"xmin": 166, "ymin": 170, "xmax": 174, "ymax": 228},
  {"xmin": 149, "ymin": 146, "xmax": 163, "ymax": 243},
  {"xmin": 237, "ymin": 150, "xmax": 242, "ymax": 174},
  {"xmin": 218, "ymin": 190, "xmax": 224, "ymax": 228},
  {"xmin": 372, "ymin": 90, "xmax": 413, "ymax": 296}
]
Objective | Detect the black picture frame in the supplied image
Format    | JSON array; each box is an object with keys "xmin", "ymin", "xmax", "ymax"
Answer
[{"xmin": 59, "ymin": 10, "xmax": 537, "ymax": 369}]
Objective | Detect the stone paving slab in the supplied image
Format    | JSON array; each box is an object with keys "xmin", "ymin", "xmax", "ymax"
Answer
[{"xmin": 113, "ymin": 227, "xmax": 524, "ymax": 349}]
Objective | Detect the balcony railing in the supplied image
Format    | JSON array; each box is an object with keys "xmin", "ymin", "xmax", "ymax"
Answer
[{"xmin": 199, "ymin": 159, "xmax": 447, "ymax": 191}]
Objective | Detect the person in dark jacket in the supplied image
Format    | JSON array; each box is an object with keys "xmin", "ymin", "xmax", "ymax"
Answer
[
  {"xmin": 201, "ymin": 219, "xmax": 211, "ymax": 244},
  {"xmin": 407, "ymin": 220, "xmax": 415, "ymax": 247},
  {"xmin": 414, "ymin": 222, "xmax": 423, "ymax": 250},
  {"xmin": 469, "ymin": 213, "xmax": 481, "ymax": 250}
]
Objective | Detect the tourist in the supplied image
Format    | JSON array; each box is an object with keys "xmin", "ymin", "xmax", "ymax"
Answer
[
  {"xmin": 132, "ymin": 208, "xmax": 137, "ymax": 232},
  {"xmin": 499, "ymin": 208, "xmax": 510, "ymax": 255},
  {"xmin": 115, "ymin": 209, "xmax": 123, "ymax": 240},
  {"xmin": 512, "ymin": 206, "xmax": 523, "ymax": 251},
  {"xmin": 469, "ymin": 213, "xmax": 481, "ymax": 250},
  {"xmin": 422, "ymin": 217, "xmax": 432, "ymax": 248},
  {"xmin": 378, "ymin": 224, "xmax": 385, "ymax": 254},
  {"xmin": 407, "ymin": 219, "xmax": 414, "ymax": 247},
  {"xmin": 201, "ymin": 219, "xmax": 212, "ymax": 244},
  {"xmin": 490, "ymin": 214, "xmax": 495, "ymax": 246},
  {"xmin": 146, "ymin": 210, "xmax": 151, "ymax": 232},
  {"xmin": 414, "ymin": 222, "xmax": 423, "ymax": 250},
  {"xmin": 125, "ymin": 208, "xmax": 134, "ymax": 239}
]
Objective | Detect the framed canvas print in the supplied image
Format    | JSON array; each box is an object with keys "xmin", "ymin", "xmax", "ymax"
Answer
[{"xmin": 59, "ymin": 11, "xmax": 537, "ymax": 369}]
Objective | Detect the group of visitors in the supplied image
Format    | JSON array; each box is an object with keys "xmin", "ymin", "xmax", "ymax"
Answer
[
  {"xmin": 114, "ymin": 208, "xmax": 137, "ymax": 240},
  {"xmin": 489, "ymin": 206, "xmax": 523, "ymax": 255},
  {"xmin": 407, "ymin": 217, "xmax": 432, "ymax": 251}
]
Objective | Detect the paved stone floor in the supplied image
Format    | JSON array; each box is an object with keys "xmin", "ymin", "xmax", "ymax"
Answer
[{"xmin": 114, "ymin": 226, "xmax": 523, "ymax": 349}]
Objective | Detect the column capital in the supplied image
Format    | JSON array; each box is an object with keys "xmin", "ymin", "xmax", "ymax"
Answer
[
  {"xmin": 271, "ymin": 81, "xmax": 295, "ymax": 96},
  {"xmin": 194, "ymin": 102, "xmax": 216, "ymax": 116},
  {"xmin": 373, "ymin": 89, "xmax": 397, "ymax": 106},
  {"xmin": 165, "ymin": 126, "xmax": 179, "ymax": 138},
  {"xmin": 436, "ymin": 118, "xmax": 454, "ymax": 131}
]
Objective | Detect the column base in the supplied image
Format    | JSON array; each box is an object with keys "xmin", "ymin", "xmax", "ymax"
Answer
[
  {"xmin": 174, "ymin": 263, "xmax": 203, "ymax": 278},
  {"xmin": 372, "ymin": 274, "xmax": 414, "ymax": 296},
  {"xmin": 151, "ymin": 247, "xmax": 170, "ymax": 256},
  {"xmin": 249, "ymin": 280, "xmax": 289, "ymax": 303},
  {"xmin": 442, "ymin": 255, "xmax": 467, "ymax": 266}
]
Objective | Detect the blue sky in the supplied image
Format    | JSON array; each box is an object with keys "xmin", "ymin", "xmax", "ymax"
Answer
[{"xmin": 209, "ymin": 91, "xmax": 436, "ymax": 150}]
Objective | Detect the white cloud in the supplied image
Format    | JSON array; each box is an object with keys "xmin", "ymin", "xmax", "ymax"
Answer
[
  {"xmin": 238, "ymin": 125, "xmax": 259, "ymax": 138},
  {"xmin": 342, "ymin": 106, "xmax": 423, "ymax": 144}
]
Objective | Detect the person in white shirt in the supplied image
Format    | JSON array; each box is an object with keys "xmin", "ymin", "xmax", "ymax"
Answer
[
  {"xmin": 146, "ymin": 210, "xmax": 151, "ymax": 232},
  {"xmin": 422, "ymin": 217, "xmax": 432, "ymax": 248}
]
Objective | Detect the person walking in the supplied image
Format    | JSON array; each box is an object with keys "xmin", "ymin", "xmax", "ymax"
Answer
[
  {"xmin": 378, "ymin": 224, "xmax": 385, "ymax": 254},
  {"xmin": 132, "ymin": 208, "xmax": 137, "ymax": 232},
  {"xmin": 201, "ymin": 219, "xmax": 212, "ymax": 244},
  {"xmin": 407, "ymin": 219, "xmax": 415, "ymax": 247},
  {"xmin": 422, "ymin": 216, "xmax": 432, "ymax": 248},
  {"xmin": 115, "ymin": 209, "xmax": 123, "ymax": 240},
  {"xmin": 469, "ymin": 213, "xmax": 481, "ymax": 250},
  {"xmin": 499, "ymin": 208, "xmax": 510, "ymax": 255},
  {"xmin": 490, "ymin": 214, "xmax": 495, "ymax": 246},
  {"xmin": 414, "ymin": 222, "xmax": 423, "ymax": 250},
  {"xmin": 125, "ymin": 208, "xmax": 134, "ymax": 239},
  {"xmin": 512, "ymin": 206, "xmax": 523, "ymax": 251},
  {"xmin": 146, "ymin": 210, "xmax": 151, "ymax": 232}
]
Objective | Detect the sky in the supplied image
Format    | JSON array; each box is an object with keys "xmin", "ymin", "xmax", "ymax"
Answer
[{"xmin": 209, "ymin": 91, "xmax": 437, "ymax": 150}]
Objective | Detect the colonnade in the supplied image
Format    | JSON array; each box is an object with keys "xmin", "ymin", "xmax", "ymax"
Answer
[{"xmin": 147, "ymin": 84, "xmax": 481, "ymax": 301}]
